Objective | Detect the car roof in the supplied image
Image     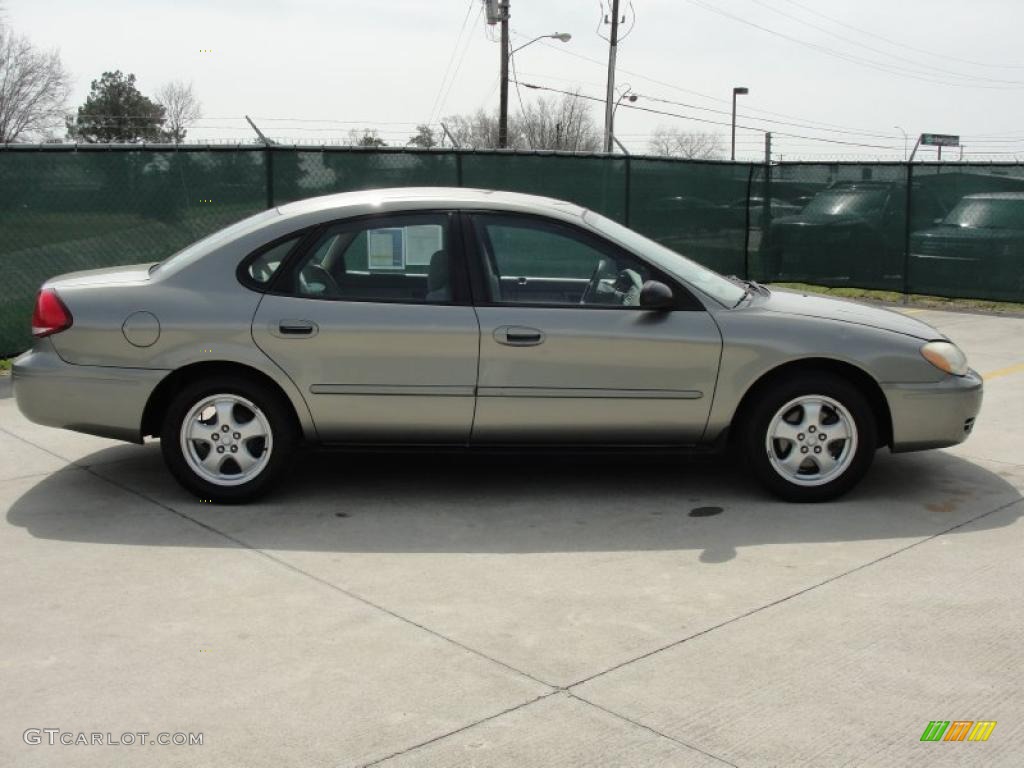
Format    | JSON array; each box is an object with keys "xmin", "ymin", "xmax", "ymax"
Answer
[
  {"xmin": 961, "ymin": 192, "xmax": 1024, "ymax": 201},
  {"xmin": 275, "ymin": 187, "xmax": 588, "ymax": 222},
  {"xmin": 826, "ymin": 181, "xmax": 898, "ymax": 190}
]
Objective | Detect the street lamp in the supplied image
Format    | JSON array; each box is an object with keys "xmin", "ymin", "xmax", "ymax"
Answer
[
  {"xmin": 511, "ymin": 32, "xmax": 571, "ymax": 55},
  {"xmin": 894, "ymin": 125, "xmax": 909, "ymax": 161},
  {"xmin": 731, "ymin": 86, "xmax": 748, "ymax": 162},
  {"xmin": 609, "ymin": 86, "xmax": 637, "ymax": 153},
  {"xmin": 499, "ymin": 32, "xmax": 572, "ymax": 148}
]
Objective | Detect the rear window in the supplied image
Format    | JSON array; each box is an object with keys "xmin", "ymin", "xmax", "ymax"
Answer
[
  {"xmin": 943, "ymin": 198, "xmax": 1024, "ymax": 230},
  {"xmin": 803, "ymin": 189, "xmax": 888, "ymax": 217}
]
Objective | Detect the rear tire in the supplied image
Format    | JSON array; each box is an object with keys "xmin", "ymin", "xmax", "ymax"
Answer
[
  {"xmin": 160, "ymin": 376, "xmax": 297, "ymax": 503},
  {"xmin": 741, "ymin": 372, "xmax": 877, "ymax": 502}
]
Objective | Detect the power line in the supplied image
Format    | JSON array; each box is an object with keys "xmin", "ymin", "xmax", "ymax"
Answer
[
  {"xmin": 779, "ymin": 0, "xmax": 1024, "ymax": 71},
  {"xmin": 426, "ymin": 0, "xmax": 478, "ymax": 126},
  {"xmin": 433, "ymin": 3, "xmax": 485, "ymax": 123},
  {"xmin": 512, "ymin": 67, "xmax": 910, "ymax": 143},
  {"xmin": 745, "ymin": 0, "xmax": 1024, "ymax": 86},
  {"xmin": 683, "ymin": 0, "xmax": 1024, "ymax": 90},
  {"xmin": 518, "ymin": 29, "xmax": 918, "ymax": 137},
  {"xmin": 518, "ymin": 80, "xmax": 905, "ymax": 150},
  {"xmin": 253, "ymin": 117, "xmax": 421, "ymax": 125}
]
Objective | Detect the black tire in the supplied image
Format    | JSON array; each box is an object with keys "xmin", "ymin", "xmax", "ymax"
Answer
[
  {"xmin": 160, "ymin": 375, "xmax": 298, "ymax": 503},
  {"xmin": 741, "ymin": 372, "xmax": 878, "ymax": 502}
]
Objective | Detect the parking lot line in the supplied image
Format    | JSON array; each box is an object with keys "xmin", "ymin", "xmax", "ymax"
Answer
[{"xmin": 982, "ymin": 362, "xmax": 1024, "ymax": 381}]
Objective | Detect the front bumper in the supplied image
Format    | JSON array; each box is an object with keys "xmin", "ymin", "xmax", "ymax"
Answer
[
  {"xmin": 13, "ymin": 341, "xmax": 168, "ymax": 444},
  {"xmin": 883, "ymin": 369, "xmax": 983, "ymax": 452}
]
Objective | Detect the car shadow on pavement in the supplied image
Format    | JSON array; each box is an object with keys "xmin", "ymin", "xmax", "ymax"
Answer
[{"xmin": 7, "ymin": 443, "xmax": 1022, "ymax": 563}]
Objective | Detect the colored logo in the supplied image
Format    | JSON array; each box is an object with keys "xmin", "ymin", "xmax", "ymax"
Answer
[{"xmin": 920, "ymin": 721, "xmax": 996, "ymax": 742}]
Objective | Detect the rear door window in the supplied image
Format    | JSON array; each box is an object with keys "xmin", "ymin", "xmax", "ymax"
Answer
[{"xmin": 281, "ymin": 213, "xmax": 455, "ymax": 304}]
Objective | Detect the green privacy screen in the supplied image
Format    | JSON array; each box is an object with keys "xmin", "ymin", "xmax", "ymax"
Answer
[
  {"xmin": 2, "ymin": 145, "xmax": 1024, "ymax": 355},
  {"xmin": 749, "ymin": 162, "xmax": 1024, "ymax": 300},
  {"xmin": 0, "ymin": 148, "xmax": 267, "ymax": 355}
]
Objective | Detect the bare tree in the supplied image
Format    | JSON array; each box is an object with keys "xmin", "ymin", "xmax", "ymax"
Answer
[
  {"xmin": 345, "ymin": 128, "xmax": 387, "ymax": 147},
  {"xmin": 442, "ymin": 109, "xmax": 510, "ymax": 150},
  {"xmin": 0, "ymin": 25, "xmax": 72, "ymax": 143},
  {"xmin": 517, "ymin": 91, "xmax": 600, "ymax": 152},
  {"xmin": 648, "ymin": 126, "xmax": 724, "ymax": 159},
  {"xmin": 442, "ymin": 91, "xmax": 599, "ymax": 152},
  {"xmin": 156, "ymin": 80, "xmax": 201, "ymax": 144}
]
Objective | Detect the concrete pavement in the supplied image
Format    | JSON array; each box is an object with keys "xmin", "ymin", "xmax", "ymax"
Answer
[{"xmin": 1, "ymin": 306, "xmax": 1022, "ymax": 767}]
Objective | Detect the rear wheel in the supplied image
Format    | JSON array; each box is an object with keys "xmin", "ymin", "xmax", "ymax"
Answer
[
  {"xmin": 160, "ymin": 376, "xmax": 296, "ymax": 503},
  {"xmin": 742, "ymin": 373, "xmax": 877, "ymax": 502}
]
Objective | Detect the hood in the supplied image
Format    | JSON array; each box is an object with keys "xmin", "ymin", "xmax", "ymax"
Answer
[
  {"xmin": 912, "ymin": 226, "xmax": 1019, "ymax": 243},
  {"xmin": 770, "ymin": 213, "xmax": 872, "ymax": 228},
  {"xmin": 43, "ymin": 263, "xmax": 154, "ymax": 289},
  {"xmin": 758, "ymin": 289, "xmax": 942, "ymax": 340}
]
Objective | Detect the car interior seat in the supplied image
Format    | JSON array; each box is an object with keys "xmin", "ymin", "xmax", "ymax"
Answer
[{"xmin": 425, "ymin": 249, "xmax": 450, "ymax": 302}]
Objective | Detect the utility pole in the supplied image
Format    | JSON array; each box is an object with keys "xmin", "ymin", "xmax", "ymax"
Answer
[
  {"xmin": 603, "ymin": 0, "xmax": 621, "ymax": 153},
  {"xmin": 498, "ymin": 0, "xmax": 510, "ymax": 148},
  {"xmin": 762, "ymin": 132, "xmax": 772, "ymax": 239},
  {"xmin": 731, "ymin": 86, "xmax": 748, "ymax": 161}
]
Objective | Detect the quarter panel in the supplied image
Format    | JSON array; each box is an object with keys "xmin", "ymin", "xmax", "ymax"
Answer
[{"xmin": 46, "ymin": 279, "xmax": 319, "ymax": 441}]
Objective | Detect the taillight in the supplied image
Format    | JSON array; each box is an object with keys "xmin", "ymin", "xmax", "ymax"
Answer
[{"xmin": 31, "ymin": 288, "xmax": 73, "ymax": 338}]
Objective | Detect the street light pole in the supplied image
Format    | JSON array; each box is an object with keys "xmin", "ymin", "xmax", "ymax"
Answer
[
  {"xmin": 603, "ymin": 0, "xmax": 621, "ymax": 153},
  {"xmin": 609, "ymin": 86, "xmax": 637, "ymax": 152},
  {"xmin": 498, "ymin": 26, "xmax": 571, "ymax": 149},
  {"xmin": 894, "ymin": 125, "xmax": 908, "ymax": 161},
  {"xmin": 731, "ymin": 86, "xmax": 748, "ymax": 162}
]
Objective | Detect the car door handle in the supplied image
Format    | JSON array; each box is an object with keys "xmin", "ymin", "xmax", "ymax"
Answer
[
  {"xmin": 495, "ymin": 326, "xmax": 544, "ymax": 346},
  {"xmin": 278, "ymin": 320, "xmax": 317, "ymax": 337}
]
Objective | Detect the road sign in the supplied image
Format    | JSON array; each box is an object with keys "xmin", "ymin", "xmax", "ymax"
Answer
[{"xmin": 921, "ymin": 133, "xmax": 960, "ymax": 147}]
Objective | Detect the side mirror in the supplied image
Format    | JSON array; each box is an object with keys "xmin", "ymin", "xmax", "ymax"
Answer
[{"xmin": 639, "ymin": 280, "xmax": 674, "ymax": 310}]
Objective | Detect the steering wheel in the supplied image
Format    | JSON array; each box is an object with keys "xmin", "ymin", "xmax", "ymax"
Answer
[
  {"xmin": 580, "ymin": 258, "xmax": 612, "ymax": 305},
  {"xmin": 614, "ymin": 268, "xmax": 644, "ymax": 306}
]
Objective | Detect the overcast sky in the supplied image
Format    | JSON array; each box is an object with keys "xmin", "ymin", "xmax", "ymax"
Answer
[{"xmin": 9, "ymin": 0, "xmax": 1024, "ymax": 159}]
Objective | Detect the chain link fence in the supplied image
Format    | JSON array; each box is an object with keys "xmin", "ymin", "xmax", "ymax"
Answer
[
  {"xmin": 2, "ymin": 145, "xmax": 1023, "ymax": 355},
  {"xmin": 749, "ymin": 162, "xmax": 1024, "ymax": 301}
]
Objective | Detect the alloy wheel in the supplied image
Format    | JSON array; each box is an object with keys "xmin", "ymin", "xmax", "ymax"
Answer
[
  {"xmin": 765, "ymin": 395, "xmax": 858, "ymax": 487},
  {"xmin": 179, "ymin": 394, "xmax": 273, "ymax": 487}
]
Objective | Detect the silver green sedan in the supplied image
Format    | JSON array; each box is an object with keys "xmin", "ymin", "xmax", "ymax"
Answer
[{"xmin": 13, "ymin": 188, "xmax": 982, "ymax": 503}]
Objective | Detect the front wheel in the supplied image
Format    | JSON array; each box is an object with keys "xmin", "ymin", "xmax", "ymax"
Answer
[
  {"xmin": 742, "ymin": 373, "xmax": 877, "ymax": 502},
  {"xmin": 160, "ymin": 376, "xmax": 297, "ymax": 503}
]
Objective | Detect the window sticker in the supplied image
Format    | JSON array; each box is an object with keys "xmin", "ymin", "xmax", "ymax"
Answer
[
  {"xmin": 405, "ymin": 225, "xmax": 444, "ymax": 266},
  {"xmin": 367, "ymin": 228, "xmax": 404, "ymax": 270}
]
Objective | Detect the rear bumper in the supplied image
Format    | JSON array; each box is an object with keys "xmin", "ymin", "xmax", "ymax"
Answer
[
  {"xmin": 883, "ymin": 370, "xmax": 983, "ymax": 452},
  {"xmin": 13, "ymin": 341, "xmax": 167, "ymax": 443}
]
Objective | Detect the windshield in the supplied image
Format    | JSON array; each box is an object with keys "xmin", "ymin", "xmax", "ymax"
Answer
[
  {"xmin": 802, "ymin": 188, "xmax": 888, "ymax": 217},
  {"xmin": 151, "ymin": 208, "xmax": 282, "ymax": 275},
  {"xmin": 942, "ymin": 198, "xmax": 1024, "ymax": 230},
  {"xmin": 582, "ymin": 210, "xmax": 746, "ymax": 307}
]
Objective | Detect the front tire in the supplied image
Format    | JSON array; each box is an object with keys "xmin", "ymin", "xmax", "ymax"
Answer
[
  {"xmin": 160, "ymin": 376, "xmax": 297, "ymax": 503},
  {"xmin": 742, "ymin": 373, "xmax": 877, "ymax": 502}
]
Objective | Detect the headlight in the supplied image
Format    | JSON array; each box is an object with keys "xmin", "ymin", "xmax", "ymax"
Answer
[{"xmin": 921, "ymin": 341, "xmax": 969, "ymax": 376}]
